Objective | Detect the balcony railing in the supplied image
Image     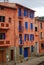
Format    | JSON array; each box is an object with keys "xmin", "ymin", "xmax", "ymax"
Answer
[
  {"xmin": 0, "ymin": 40, "xmax": 10, "ymax": 47},
  {"xmin": 19, "ymin": 40, "xmax": 24, "ymax": 46},
  {"xmin": 19, "ymin": 26, "xmax": 24, "ymax": 32},
  {"xmin": 0, "ymin": 22, "xmax": 9, "ymax": 30}
]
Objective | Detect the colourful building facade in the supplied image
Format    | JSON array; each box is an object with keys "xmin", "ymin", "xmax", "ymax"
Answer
[
  {"xmin": 35, "ymin": 17, "xmax": 44, "ymax": 55},
  {"xmin": 0, "ymin": 2, "xmax": 44, "ymax": 65}
]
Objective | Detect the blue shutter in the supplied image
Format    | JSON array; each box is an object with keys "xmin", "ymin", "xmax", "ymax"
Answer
[
  {"xmin": 30, "ymin": 23, "xmax": 33, "ymax": 30},
  {"xmin": 30, "ymin": 34, "xmax": 31, "ymax": 41},
  {"xmin": 30, "ymin": 12, "xmax": 34, "ymax": 18},
  {"xmin": 18, "ymin": 8, "xmax": 21, "ymax": 16},
  {"xmin": 19, "ymin": 25, "xmax": 22, "ymax": 31},
  {"xmin": 20, "ymin": 35, "xmax": 22, "ymax": 44},
  {"xmin": 24, "ymin": 9, "xmax": 27, "ymax": 16},
  {"xmin": 20, "ymin": 38, "xmax": 22, "ymax": 44},
  {"xmin": 1, "ymin": 33, "xmax": 5, "ymax": 39},
  {"xmin": 25, "ymin": 22, "xmax": 28, "ymax": 29},
  {"xmin": 20, "ymin": 47, "xmax": 22, "ymax": 55},
  {"xmin": 32, "ymin": 35, "xmax": 34, "ymax": 40},
  {"xmin": 30, "ymin": 34, "xmax": 34, "ymax": 41}
]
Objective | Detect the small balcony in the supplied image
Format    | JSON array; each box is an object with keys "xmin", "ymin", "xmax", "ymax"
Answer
[
  {"xmin": 0, "ymin": 22, "xmax": 9, "ymax": 30},
  {"xmin": 19, "ymin": 40, "xmax": 24, "ymax": 46},
  {"xmin": 35, "ymin": 32, "xmax": 39, "ymax": 36},
  {"xmin": 19, "ymin": 26, "xmax": 23, "ymax": 32},
  {"xmin": 0, "ymin": 40, "xmax": 10, "ymax": 47},
  {"xmin": 18, "ymin": 10, "xmax": 23, "ymax": 19}
]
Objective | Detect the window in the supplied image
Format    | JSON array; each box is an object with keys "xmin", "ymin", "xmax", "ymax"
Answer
[
  {"xmin": 0, "ymin": 16, "xmax": 5, "ymax": 22},
  {"xmin": 24, "ymin": 34, "xmax": 29, "ymax": 41},
  {"xmin": 18, "ymin": 8, "xmax": 22, "ymax": 17},
  {"xmin": 25, "ymin": 22, "xmax": 28, "ymax": 29},
  {"xmin": 35, "ymin": 27, "xmax": 37, "ymax": 31},
  {"xmin": 30, "ymin": 34, "xmax": 34, "ymax": 41},
  {"xmin": 24, "ymin": 9, "xmax": 28, "ymax": 16},
  {"xmin": 30, "ymin": 12, "xmax": 34, "ymax": 18},
  {"xmin": 19, "ymin": 34, "xmax": 22, "ymax": 44},
  {"xmin": 0, "ymin": 7, "xmax": 4, "ymax": 10},
  {"xmin": 30, "ymin": 23, "xmax": 33, "ymax": 30},
  {"xmin": 9, "ymin": 17, "xmax": 11, "ymax": 22},
  {"xmin": 19, "ymin": 47, "xmax": 22, "ymax": 55},
  {"xmin": 24, "ymin": 34, "xmax": 34, "ymax": 41},
  {"xmin": 11, "ymin": 50, "xmax": 14, "ymax": 60},
  {"xmin": 41, "ymin": 44, "xmax": 44, "ymax": 49},
  {"xmin": 19, "ymin": 21, "xmax": 22, "ymax": 31},
  {"xmin": 0, "ymin": 33, "xmax": 5, "ymax": 39},
  {"xmin": 27, "ymin": 34, "xmax": 29, "ymax": 40},
  {"xmin": 31, "ymin": 45, "xmax": 34, "ymax": 52},
  {"xmin": 40, "ymin": 22, "xmax": 42, "ymax": 29},
  {"xmin": 28, "ymin": 11, "xmax": 30, "ymax": 17},
  {"xmin": 40, "ymin": 32, "xmax": 42, "ymax": 39}
]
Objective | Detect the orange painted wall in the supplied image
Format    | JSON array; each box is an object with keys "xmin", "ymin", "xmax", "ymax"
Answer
[
  {"xmin": 16, "ymin": 5, "xmax": 35, "ymax": 48},
  {"xmin": 35, "ymin": 18, "xmax": 44, "ymax": 54},
  {"xmin": 0, "ymin": 2, "xmax": 44, "ymax": 62},
  {"xmin": 39, "ymin": 21, "xmax": 44, "ymax": 53}
]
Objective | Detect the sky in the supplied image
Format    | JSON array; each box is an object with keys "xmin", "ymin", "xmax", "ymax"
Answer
[{"xmin": 0, "ymin": 0, "xmax": 44, "ymax": 17}]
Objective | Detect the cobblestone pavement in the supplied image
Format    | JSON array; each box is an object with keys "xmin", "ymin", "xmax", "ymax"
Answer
[
  {"xmin": 38, "ymin": 61, "xmax": 44, "ymax": 65},
  {"xmin": 16, "ymin": 56, "xmax": 44, "ymax": 65}
]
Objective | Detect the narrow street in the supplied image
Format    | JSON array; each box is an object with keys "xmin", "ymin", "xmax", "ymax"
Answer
[{"xmin": 16, "ymin": 56, "xmax": 44, "ymax": 65}]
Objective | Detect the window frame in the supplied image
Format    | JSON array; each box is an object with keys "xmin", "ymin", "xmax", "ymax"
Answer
[
  {"xmin": 30, "ymin": 11, "xmax": 34, "ymax": 18},
  {"xmin": 0, "ymin": 16, "xmax": 5, "ymax": 22},
  {"xmin": 41, "ymin": 43, "xmax": 44, "ymax": 49},
  {"xmin": 30, "ymin": 23, "xmax": 33, "ymax": 30},
  {"xmin": 25, "ymin": 22, "xmax": 28, "ymax": 29},
  {"xmin": 35, "ymin": 27, "xmax": 38, "ymax": 31},
  {"xmin": 29, "ymin": 34, "xmax": 34, "ymax": 41},
  {"xmin": 24, "ymin": 34, "xmax": 29, "ymax": 41},
  {"xmin": 18, "ymin": 8, "xmax": 22, "ymax": 17},
  {"xmin": 19, "ymin": 47, "xmax": 22, "ymax": 55},
  {"xmin": 0, "ymin": 33, "xmax": 5, "ymax": 40},
  {"xmin": 40, "ymin": 22, "xmax": 42, "ymax": 29},
  {"xmin": 24, "ymin": 8, "xmax": 28, "ymax": 17}
]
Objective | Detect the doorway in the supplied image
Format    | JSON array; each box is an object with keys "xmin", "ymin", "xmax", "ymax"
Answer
[{"xmin": 35, "ymin": 42, "xmax": 39, "ymax": 54}]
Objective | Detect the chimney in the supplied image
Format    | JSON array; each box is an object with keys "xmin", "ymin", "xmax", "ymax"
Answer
[{"xmin": 4, "ymin": 0, "xmax": 9, "ymax": 2}]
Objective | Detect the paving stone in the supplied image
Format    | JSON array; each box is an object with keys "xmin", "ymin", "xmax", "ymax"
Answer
[{"xmin": 16, "ymin": 56, "xmax": 44, "ymax": 65}]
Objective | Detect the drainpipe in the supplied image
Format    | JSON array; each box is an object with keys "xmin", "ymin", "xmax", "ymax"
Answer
[{"xmin": 14, "ymin": 20, "xmax": 16, "ymax": 64}]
